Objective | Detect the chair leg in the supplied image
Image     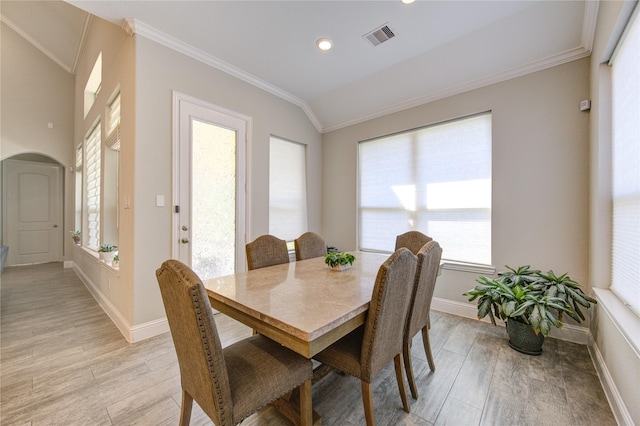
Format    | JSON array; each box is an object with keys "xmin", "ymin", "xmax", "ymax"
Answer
[
  {"xmin": 361, "ymin": 381, "xmax": 376, "ymax": 426},
  {"xmin": 299, "ymin": 379, "xmax": 313, "ymax": 426},
  {"xmin": 403, "ymin": 338, "xmax": 419, "ymax": 399},
  {"xmin": 179, "ymin": 389, "xmax": 194, "ymax": 426},
  {"xmin": 421, "ymin": 326, "xmax": 435, "ymax": 372},
  {"xmin": 393, "ymin": 354, "xmax": 410, "ymax": 413}
]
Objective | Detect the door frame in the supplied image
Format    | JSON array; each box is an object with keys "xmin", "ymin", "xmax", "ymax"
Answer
[
  {"xmin": 171, "ymin": 91, "xmax": 252, "ymax": 272},
  {"xmin": 1, "ymin": 157, "xmax": 64, "ymax": 266}
]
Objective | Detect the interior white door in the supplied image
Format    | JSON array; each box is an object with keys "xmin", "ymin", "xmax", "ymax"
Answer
[
  {"xmin": 3, "ymin": 159, "xmax": 63, "ymax": 265},
  {"xmin": 175, "ymin": 94, "xmax": 247, "ymax": 279}
]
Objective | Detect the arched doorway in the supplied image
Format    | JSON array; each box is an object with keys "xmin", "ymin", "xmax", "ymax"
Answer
[{"xmin": 1, "ymin": 153, "xmax": 64, "ymax": 266}]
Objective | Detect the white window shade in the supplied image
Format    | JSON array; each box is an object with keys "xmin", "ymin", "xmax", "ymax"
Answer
[
  {"xmin": 85, "ymin": 124, "xmax": 101, "ymax": 250},
  {"xmin": 269, "ymin": 136, "xmax": 308, "ymax": 241},
  {"xmin": 611, "ymin": 7, "xmax": 640, "ymax": 316},
  {"xmin": 358, "ymin": 113, "xmax": 492, "ymax": 265}
]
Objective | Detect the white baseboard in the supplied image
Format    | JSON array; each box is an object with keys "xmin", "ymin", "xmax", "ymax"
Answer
[
  {"xmin": 72, "ymin": 262, "xmax": 169, "ymax": 343},
  {"xmin": 431, "ymin": 297, "xmax": 591, "ymax": 345},
  {"xmin": 589, "ymin": 341, "xmax": 634, "ymax": 426}
]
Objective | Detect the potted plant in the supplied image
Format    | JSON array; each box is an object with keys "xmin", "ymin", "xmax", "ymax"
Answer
[
  {"xmin": 464, "ymin": 265, "xmax": 597, "ymax": 355},
  {"xmin": 111, "ymin": 254, "xmax": 119, "ymax": 268},
  {"xmin": 324, "ymin": 252, "xmax": 356, "ymax": 271},
  {"xmin": 98, "ymin": 243, "xmax": 118, "ymax": 263},
  {"xmin": 70, "ymin": 230, "xmax": 81, "ymax": 245}
]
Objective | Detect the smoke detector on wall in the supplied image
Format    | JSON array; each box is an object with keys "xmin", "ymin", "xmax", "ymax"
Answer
[{"xmin": 363, "ymin": 23, "xmax": 396, "ymax": 47}]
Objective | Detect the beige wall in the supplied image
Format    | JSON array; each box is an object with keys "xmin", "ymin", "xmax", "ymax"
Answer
[
  {"xmin": 589, "ymin": 1, "xmax": 639, "ymax": 424},
  {"xmin": 1, "ymin": 23, "xmax": 75, "ymax": 256},
  {"xmin": 131, "ymin": 36, "xmax": 322, "ymax": 324},
  {"xmin": 323, "ymin": 58, "xmax": 590, "ymax": 306}
]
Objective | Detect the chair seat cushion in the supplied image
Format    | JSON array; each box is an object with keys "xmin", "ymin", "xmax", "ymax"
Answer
[
  {"xmin": 224, "ymin": 334, "xmax": 313, "ymax": 422},
  {"xmin": 313, "ymin": 326, "xmax": 365, "ymax": 381}
]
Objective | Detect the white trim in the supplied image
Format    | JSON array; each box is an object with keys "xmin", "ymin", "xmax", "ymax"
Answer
[
  {"xmin": 130, "ymin": 318, "xmax": 169, "ymax": 342},
  {"xmin": 72, "ymin": 262, "xmax": 132, "ymax": 342},
  {"xmin": 431, "ymin": 297, "xmax": 592, "ymax": 345},
  {"xmin": 581, "ymin": 0, "xmax": 599, "ymax": 54},
  {"xmin": 126, "ymin": 19, "xmax": 323, "ymax": 132},
  {"xmin": 593, "ymin": 288, "xmax": 640, "ymax": 357},
  {"xmin": 589, "ymin": 340, "xmax": 635, "ymax": 426},
  {"xmin": 71, "ymin": 261, "xmax": 169, "ymax": 342}
]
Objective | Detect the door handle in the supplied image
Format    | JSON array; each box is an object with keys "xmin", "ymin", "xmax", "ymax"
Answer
[
  {"xmin": 53, "ymin": 224, "xmax": 58, "ymax": 228},
  {"xmin": 182, "ymin": 225, "xmax": 189, "ymax": 231},
  {"xmin": 181, "ymin": 238, "xmax": 190, "ymax": 244}
]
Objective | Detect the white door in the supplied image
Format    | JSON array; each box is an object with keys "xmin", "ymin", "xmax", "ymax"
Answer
[
  {"xmin": 174, "ymin": 93, "xmax": 248, "ymax": 279},
  {"xmin": 2, "ymin": 159, "xmax": 63, "ymax": 265}
]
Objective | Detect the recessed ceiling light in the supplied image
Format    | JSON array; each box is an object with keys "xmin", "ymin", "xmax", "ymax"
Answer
[
  {"xmin": 317, "ymin": 38, "xmax": 333, "ymax": 51},
  {"xmin": 401, "ymin": 0, "xmax": 415, "ymax": 4}
]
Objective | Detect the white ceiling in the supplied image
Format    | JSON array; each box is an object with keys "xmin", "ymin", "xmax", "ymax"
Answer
[{"xmin": 1, "ymin": 0, "xmax": 597, "ymax": 132}]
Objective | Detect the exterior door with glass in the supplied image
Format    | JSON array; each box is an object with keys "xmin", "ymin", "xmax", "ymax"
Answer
[{"xmin": 175, "ymin": 94, "xmax": 247, "ymax": 279}]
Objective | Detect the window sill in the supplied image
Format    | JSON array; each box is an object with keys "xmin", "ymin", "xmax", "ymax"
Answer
[
  {"xmin": 77, "ymin": 246, "xmax": 120, "ymax": 274},
  {"xmin": 593, "ymin": 288, "xmax": 640, "ymax": 357},
  {"xmin": 441, "ymin": 260, "xmax": 495, "ymax": 275}
]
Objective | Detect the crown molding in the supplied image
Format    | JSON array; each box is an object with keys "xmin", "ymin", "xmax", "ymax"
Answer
[
  {"xmin": 322, "ymin": 46, "xmax": 592, "ymax": 133},
  {"xmin": 581, "ymin": 0, "xmax": 600, "ymax": 54},
  {"xmin": 122, "ymin": 18, "xmax": 323, "ymax": 133},
  {"xmin": 70, "ymin": 14, "xmax": 92, "ymax": 75}
]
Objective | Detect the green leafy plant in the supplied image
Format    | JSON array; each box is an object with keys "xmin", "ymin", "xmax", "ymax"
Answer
[
  {"xmin": 70, "ymin": 230, "xmax": 81, "ymax": 238},
  {"xmin": 324, "ymin": 252, "xmax": 356, "ymax": 268},
  {"xmin": 98, "ymin": 243, "xmax": 118, "ymax": 253},
  {"xmin": 464, "ymin": 265, "xmax": 596, "ymax": 336},
  {"xmin": 112, "ymin": 254, "xmax": 119, "ymax": 262}
]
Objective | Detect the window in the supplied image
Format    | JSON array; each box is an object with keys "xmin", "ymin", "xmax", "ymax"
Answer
[
  {"xmin": 84, "ymin": 122, "xmax": 101, "ymax": 250},
  {"xmin": 269, "ymin": 136, "xmax": 308, "ymax": 244},
  {"xmin": 84, "ymin": 52, "xmax": 102, "ymax": 118},
  {"xmin": 610, "ymin": 6, "xmax": 640, "ymax": 316},
  {"xmin": 358, "ymin": 112, "xmax": 492, "ymax": 265},
  {"xmin": 74, "ymin": 143, "xmax": 83, "ymax": 237},
  {"xmin": 103, "ymin": 92, "xmax": 120, "ymax": 246}
]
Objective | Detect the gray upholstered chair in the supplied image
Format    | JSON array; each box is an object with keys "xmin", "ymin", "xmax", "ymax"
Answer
[
  {"xmin": 245, "ymin": 234, "xmax": 290, "ymax": 270},
  {"xmin": 313, "ymin": 248, "xmax": 418, "ymax": 426},
  {"xmin": 403, "ymin": 240, "xmax": 442, "ymax": 399},
  {"xmin": 294, "ymin": 232, "xmax": 327, "ymax": 261},
  {"xmin": 395, "ymin": 230, "xmax": 433, "ymax": 255},
  {"xmin": 156, "ymin": 259, "xmax": 313, "ymax": 426}
]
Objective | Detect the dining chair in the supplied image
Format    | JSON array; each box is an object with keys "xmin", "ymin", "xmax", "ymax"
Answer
[
  {"xmin": 403, "ymin": 240, "xmax": 442, "ymax": 399},
  {"xmin": 395, "ymin": 230, "xmax": 433, "ymax": 255},
  {"xmin": 294, "ymin": 231, "xmax": 327, "ymax": 261},
  {"xmin": 156, "ymin": 259, "xmax": 313, "ymax": 426},
  {"xmin": 245, "ymin": 234, "xmax": 290, "ymax": 270},
  {"xmin": 313, "ymin": 248, "xmax": 418, "ymax": 426}
]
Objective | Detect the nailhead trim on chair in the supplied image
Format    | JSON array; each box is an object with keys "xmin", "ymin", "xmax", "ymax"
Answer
[{"xmin": 190, "ymin": 286, "xmax": 228, "ymax": 425}]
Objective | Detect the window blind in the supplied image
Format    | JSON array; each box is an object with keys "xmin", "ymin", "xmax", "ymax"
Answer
[
  {"xmin": 85, "ymin": 124, "xmax": 101, "ymax": 250},
  {"xmin": 269, "ymin": 136, "xmax": 308, "ymax": 241},
  {"xmin": 358, "ymin": 112, "xmax": 492, "ymax": 265},
  {"xmin": 611, "ymin": 7, "xmax": 640, "ymax": 316}
]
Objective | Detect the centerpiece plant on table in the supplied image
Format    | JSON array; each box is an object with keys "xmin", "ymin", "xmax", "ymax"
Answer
[
  {"xmin": 464, "ymin": 265, "xmax": 596, "ymax": 355},
  {"xmin": 324, "ymin": 252, "xmax": 356, "ymax": 271}
]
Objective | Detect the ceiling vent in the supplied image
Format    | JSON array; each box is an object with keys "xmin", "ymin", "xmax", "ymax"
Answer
[{"xmin": 363, "ymin": 23, "xmax": 396, "ymax": 47}]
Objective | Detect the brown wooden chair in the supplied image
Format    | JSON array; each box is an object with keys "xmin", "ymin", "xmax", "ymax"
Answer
[
  {"xmin": 245, "ymin": 234, "xmax": 290, "ymax": 270},
  {"xmin": 395, "ymin": 230, "xmax": 433, "ymax": 255},
  {"xmin": 294, "ymin": 232, "xmax": 327, "ymax": 261},
  {"xmin": 403, "ymin": 240, "xmax": 442, "ymax": 399},
  {"xmin": 156, "ymin": 259, "xmax": 313, "ymax": 426},
  {"xmin": 313, "ymin": 248, "xmax": 418, "ymax": 426}
]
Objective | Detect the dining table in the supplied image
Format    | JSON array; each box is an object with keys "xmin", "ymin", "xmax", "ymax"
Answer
[{"xmin": 203, "ymin": 251, "xmax": 389, "ymax": 358}]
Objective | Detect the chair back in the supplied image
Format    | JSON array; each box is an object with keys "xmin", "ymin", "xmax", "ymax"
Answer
[
  {"xmin": 156, "ymin": 260, "xmax": 233, "ymax": 425},
  {"xmin": 395, "ymin": 231, "xmax": 433, "ymax": 255},
  {"xmin": 361, "ymin": 248, "xmax": 417, "ymax": 381},
  {"xmin": 294, "ymin": 232, "xmax": 327, "ymax": 261},
  {"xmin": 406, "ymin": 241, "xmax": 443, "ymax": 340},
  {"xmin": 245, "ymin": 234, "xmax": 290, "ymax": 270}
]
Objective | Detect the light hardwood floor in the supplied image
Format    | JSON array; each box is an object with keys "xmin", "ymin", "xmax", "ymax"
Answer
[{"xmin": 1, "ymin": 263, "xmax": 616, "ymax": 425}]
